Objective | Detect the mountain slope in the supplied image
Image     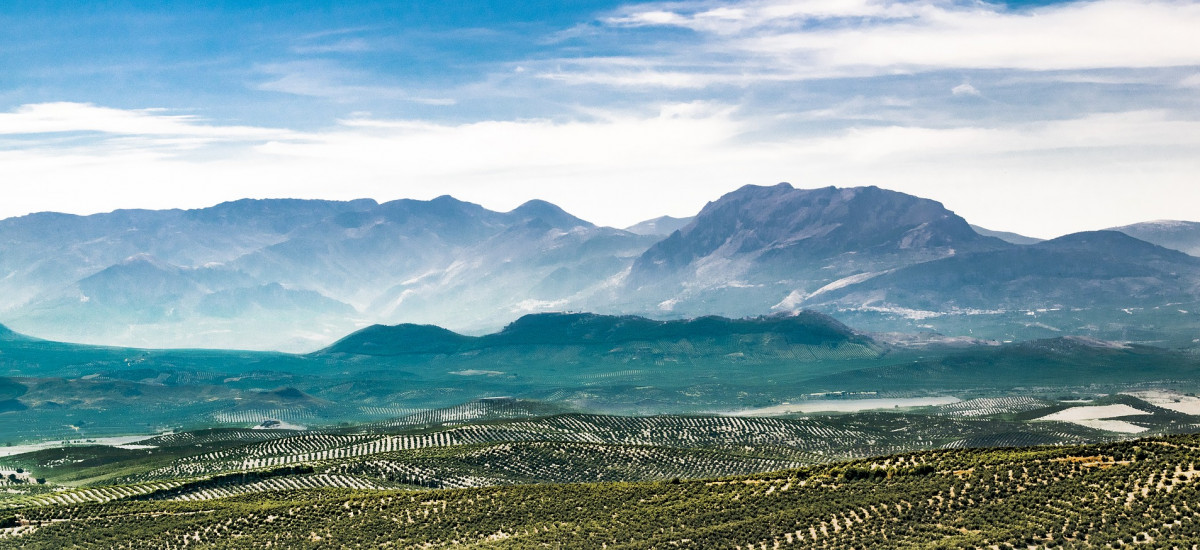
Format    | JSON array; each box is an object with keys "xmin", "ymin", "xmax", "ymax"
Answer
[
  {"xmin": 0, "ymin": 197, "xmax": 651, "ymax": 350},
  {"xmin": 809, "ymin": 230, "xmax": 1200, "ymax": 311},
  {"xmin": 1110, "ymin": 219, "xmax": 1200, "ymax": 256},
  {"xmin": 365, "ymin": 208, "xmax": 657, "ymax": 330},
  {"xmin": 969, "ymin": 224, "xmax": 1044, "ymax": 245},
  {"xmin": 0, "ymin": 323, "xmax": 33, "ymax": 342},
  {"xmin": 622, "ymin": 183, "xmax": 1009, "ymax": 318}
]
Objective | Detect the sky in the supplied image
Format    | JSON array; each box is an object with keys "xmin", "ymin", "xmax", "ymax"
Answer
[{"xmin": 1, "ymin": 0, "xmax": 1198, "ymax": 239}]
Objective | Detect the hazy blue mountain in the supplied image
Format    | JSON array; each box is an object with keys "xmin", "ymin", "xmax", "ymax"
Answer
[
  {"xmin": 624, "ymin": 215, "xmax": 694, "ymax": 236},
  {"xmin": 195, "ymin": 283, "xmax": 358, "ymax": 318},
  {"xmin": 4, "ymin": 186, "xmax": 1199, "ymax": 351},
  {"xmin": 969, "ymin": 224, "xmax": 1044, "ymax": 245},
  {"xmin": 0, "ymin": 196, "xmax": 652, "ymax": 350},
  {"xmin": 362, "ymin": 200, "xmax": 659, "ymax": 331},
  {"xmin": 1110, "ymin": 220, "xmax": 1200, "ymax": 256},
  {"xmin": 621, "ymin": 183, "xmax": 1010, "ymax": 318},
  {"xmin": 810, "ymin": 231, "xmax": 1200, "ymax": 308},
  {"xmin": 0, "ymin": 200, "xmax": 376, "ymax": 350},
  {"xmin": 0, "ymin": 199, "xmax": 368, "ymax": 296}
]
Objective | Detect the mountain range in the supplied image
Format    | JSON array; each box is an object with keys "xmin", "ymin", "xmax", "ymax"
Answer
[{"xmin": 1, "ymin": 183, "xmax": 1198, "ymax": 351}]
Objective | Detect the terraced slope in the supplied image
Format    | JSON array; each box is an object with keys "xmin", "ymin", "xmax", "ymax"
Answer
[{"xmin": 6, "ymin": 435, "xmax": 1200, "ymax": 548}]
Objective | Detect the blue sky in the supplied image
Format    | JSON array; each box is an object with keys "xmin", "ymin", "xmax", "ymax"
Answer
[{"xmin": 1, "ymin": 0, "xmax": 1198, "ymax": 237}]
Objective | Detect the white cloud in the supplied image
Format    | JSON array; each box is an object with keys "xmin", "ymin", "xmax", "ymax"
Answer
[
  {"xmin": 1180, "ymin": 73, "xmax": 1200, "ymax": 88},
  {"xmin": 255, "ymin": 61, "xmax": 456, "ymax": 105},
  {"xmin": 747, "ymin": 0, "xmax": 1200, "ymax": 70},
  {"xmin": 576, "ymin": 0, "xmax": 1200, "ymax": 87},
  {"xmin": 0, "ymin": 102, "xmax": 289, "ymax": 139},
  {"xmin": 951, "ymin": 82, "xmax": 980, "ymax": 96},
  {"xmin": 791, "ymin": 110, "xmax": 1200, "ymax": 163},
  {"xmin": 0, "ymin": 101, "xmax": 747, "ymax": 226},
  {"xmin": 611, "ymin": 10, "xmax": 689, "ymax": 26},
  {"xmin": 292, "ymin": 38, "xmax": 373, "ymax": 54},
  {"xmin": 608, "ymin": 0, "xmax": 929, "ymax": 33},
  {"xmin": 1, "ymin": 102, "xmax": 1198, "ymax": 239}
]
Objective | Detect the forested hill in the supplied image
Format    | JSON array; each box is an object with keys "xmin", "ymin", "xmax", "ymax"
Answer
[{"xmin": 316, "ymin": 310, "xmax": 872, "ymax": 356}]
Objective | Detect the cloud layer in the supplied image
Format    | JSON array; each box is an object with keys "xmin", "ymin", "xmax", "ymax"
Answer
[
  {"xmin": 576, "ymin": 0, "xmax": 1200, "ymax": 86},
  {"xmin": 1, "ymin": 0, "xmax": 1198, "ymax": 238},
  {"xmin": 2, "ymin": 100, "xmax": 1198, "ymax": 238}
]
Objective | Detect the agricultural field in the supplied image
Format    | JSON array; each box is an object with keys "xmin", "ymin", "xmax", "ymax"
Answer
[
  {"xmin": 1, "ymin": 392, "xmax": 1198, "ymax": 508},
  {"xmin": 6, "ymin": 433, "xmax": 1200, "ymax": 547}
]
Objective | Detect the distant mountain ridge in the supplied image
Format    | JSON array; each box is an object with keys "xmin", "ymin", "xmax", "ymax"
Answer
[
  {"xmin": 1110, "ymin": 220, "xmax": 1200, "ymax": 256},
  {"xmin": 969, "ymin": 224, "xmax": 1044, "ymax": 245},
  {"xmin": 1, "ymin": 184, "xmax": 1198, "ymax": 350},
  {"xmin": 0, "ymin": 196, "xmax": 656, "ymax": 351},
  {"xmin": 624, "ymin": 215, "xmax": 694, "ymax": 236}
]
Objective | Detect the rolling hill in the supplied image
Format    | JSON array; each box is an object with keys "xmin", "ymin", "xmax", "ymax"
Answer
[{"xmin": 4, "ymin": 419, "xmax": 1200, "ymax": 549}]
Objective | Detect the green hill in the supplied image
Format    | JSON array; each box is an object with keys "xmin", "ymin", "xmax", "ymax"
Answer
[
  {"xmin": 319, "ymin": 323, "xmax": 475, "ymax": 356},
  {"xmin": 0, "ymin": 323, "xmax": 32, "ymax": 342},
  {"xmin": 316, "ymin": 311, "xmax": 875, "ymax": 355}
]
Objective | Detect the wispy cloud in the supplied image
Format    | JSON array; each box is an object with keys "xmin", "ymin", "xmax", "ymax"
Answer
[
  {"xmin": 292, "ymin": 38, "xmax": 374, "ymax": 54},
  {"xmin": 951, "ymin": 82, "xmax": 980, "ymax": 96},
  {"xmin": 254, "ymin": 61, "xmax": 456, "ymax": 105},
  {"xmin": 1180, "ymin": 73, "xmax": 1200, "ymax": 88},
  {"xmin": 606, "ymin": 0, "xmax": 929, "ymax": 33},
  {"xmin": 2, "ymin": 0, "xmax": 1198, "ymax": 240},
  {"xmin": 0, "ymin": 102, "xmax": 293, "ymax": 140},
  {"xmin": 547, "ymin": 0, "xmax": 1200, "ymax": 88}
]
